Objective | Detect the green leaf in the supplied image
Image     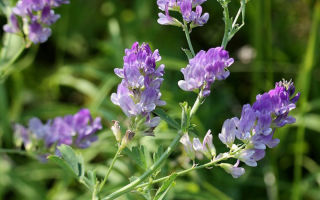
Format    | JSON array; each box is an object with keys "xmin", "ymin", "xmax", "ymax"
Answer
[
  {"xmin": 48, "ymin": 145, "xmax": 85, "ymax": 181},
  {"xmin": 48, "ymin": 155, "xmax": 78, "ymax": 178},
  {"xmin": 181, "ymin": 48, "xmax": 193, "ymax": 60},
  {"xmin": 180, "ymin": 102, "xmax": 191, "ymax": 133},
  {"xmin": 153, "ymin": 173, "xmax": 178, "ymax": 200},
  {"xmin": 152, "ymin": 145, "xmax": 164, "ymax": 177},
  {"xmin": 153, "ymin": 145, "xmax": 164, "ymax": 164},
  {"xmin": 59, "ymin": 145, "xmax": 85, "ymax": 179},
  {"xmin": 153, "ymin": 108, "xmax": 180, "ymax": 130},
  {"xmin": 123, "ymin": 146, "xmax": 147, "ymax": 170},
  {"xmin": 0, "ymin": 33, "xmax": 25, "ymax": 79}
]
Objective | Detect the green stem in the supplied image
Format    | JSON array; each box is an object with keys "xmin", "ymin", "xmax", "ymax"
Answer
[
  {"xmin": 0, "ymin": 148, "xmax": 37, "ymax": 159},
  {"xmin": 183, "ymin": 21, "xmax": 195, "ymax": 57},
  {"xmin": 190, "ymin": 90, "xmax": 203, "ymax": 117},
  {"xmin": 99, "ymin": 147, "xmax": 123, "ymax": 192},
  {"xmin": 134, "ymin": 154, "xmax": 231, "ymax": 189},
  {"xmin": 101, "ymin": 133, "xmax": 182, "ymax": 200},
  {"xmin": 220, "ymin": 2, "xmax": 230, "ymax": 49}
]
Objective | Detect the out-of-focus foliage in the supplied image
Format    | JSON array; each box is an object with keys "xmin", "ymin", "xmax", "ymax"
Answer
[{"xmin": 0, "ymin": 0, "xmax": 320, "ymax": 199}]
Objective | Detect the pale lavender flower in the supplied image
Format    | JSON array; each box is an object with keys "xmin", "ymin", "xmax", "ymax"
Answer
[
  {"xmin": 192, "ymin": 130, "xmax": 215, "ymax": 159},
  {"xmin": 220, "ymin": 160, "xmax": 245, "ymax": 178},
  {"xmin": 178, "ymin": 47, "xmax": 234, "ymax": 97},
  {"xmin": 218, "ymin": 117, "xmax": 238, "ymax": 147},
  {"xmin": 180, "ymin": 133, "xmax": 195, "ymax": 160},
  {"xmin": 111, "ymin": 42, "xmax": 166, "ymax": 128}
]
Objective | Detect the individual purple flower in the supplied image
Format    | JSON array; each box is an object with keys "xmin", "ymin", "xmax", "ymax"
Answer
[
  {"xmin": 3, "ymin": 0, "xmax": 69, "ymax": 44},
  {"xmin": 28, "ymin": 21, "xmax": 52, "ymax": 44},
  {"xmin": 178, "ymin": 47, "xmax": 234, "ymax": 97},
  {"xmin": 111, "ymin": 42, "xmax": 166, "ymax": 128},
  {"xmin": 220, "ymin": 160, "xmax": 245, "ymax": 178},
  {"xmin": 13, "ymin": 109, "xmax": 102, "ymax": 156},
  {"xmin": 3, "ymin": 14, "xmax": 20, "ymax": 33},
  {"xmin": 218, "ymin": 117, "xmax": 238, "ymax": 147}
]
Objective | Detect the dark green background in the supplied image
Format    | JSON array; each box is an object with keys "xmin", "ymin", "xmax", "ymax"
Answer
[{"xmin": 0, "ymin": 0, "xmax": 319, "ymax": 199}]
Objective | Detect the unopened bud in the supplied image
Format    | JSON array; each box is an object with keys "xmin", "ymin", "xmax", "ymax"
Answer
[
  {"xmin": 180, "ymin": 133, "xmax": 195, "ymax": 160},
  {"xmin": 120, "ymin": 130, "xmax": 135, "ymax": 149},
  {"xmin": 220, "ymin": 160, "xmax": 245, "ymax": 178},
  {"xmin": 111, "ymin": 120, "xmax": 122, "ymax": 142}
]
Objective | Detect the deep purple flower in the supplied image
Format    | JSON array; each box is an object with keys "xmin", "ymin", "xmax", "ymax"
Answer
[
  {"xmin": 13, "ymin": 109, "xmax": 102, "ymax": 155},
  {"xmin": 111, "ymin": 42, "xmax": 165, "ymax": 128},
  {"xmin": 29, "ymin": 21, "xmax": 52, "ymax": 44},
  {"xmin": 178, "ymin": 47, "xmax": 234, "ymax": 97},
  {"xmin": 3, "ymin": 0, "xmax": 69, "ymax": 44}
]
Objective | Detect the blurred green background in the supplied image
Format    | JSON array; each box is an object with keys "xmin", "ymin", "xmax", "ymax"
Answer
[{"xmin": 0, "ymin": 0, "xmax": 320, "ymax": 199}]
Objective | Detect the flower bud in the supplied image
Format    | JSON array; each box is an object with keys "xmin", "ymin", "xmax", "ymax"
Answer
[
  {"xmin": 111, "ymin": 120, "xmax": 122, "ymax": 142},
  {"xmin": 180, "ymin": 133, "xmax": 195, "ymax": 160},
  {"xmin": 120, "ymin": 130, "xmax": 135, "ymax": 149},
  {"xmin": 220, "ymin": 161, "xmax": 245, "ymax": 178},
  {"xmin": 203, "ymin": 130, "xmax": 216, "ymax": 158}
]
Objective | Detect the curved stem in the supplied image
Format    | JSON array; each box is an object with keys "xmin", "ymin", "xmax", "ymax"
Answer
[
  {"xmin": 183, "ymin": 21, "xmax": 195, "ymax": 57},
  {"xmin": 134, "ymin": 154, "xmax": 231, "ymax": 189},
  {"xmin": 0, "ymin": 148, "xmax": 37, "ymax": 159},
  {"xmin": 221, "ymin": 2, "xmax": 231, "ymax": 49},
  {"xmin": 99, "ymin": 147, "xmax": 123, "ymax": 192}
]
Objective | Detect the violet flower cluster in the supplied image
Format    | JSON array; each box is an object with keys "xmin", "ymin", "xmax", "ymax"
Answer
[
  {"xmin": 217, "ymin": 80, "xmax": 300, "ymax": 178},
  {"xmin": 13, "ymin": 109, "xmax": 102, "ymax": 153},
  {"xmin": 157, "ymin": 0, "xmax": 209, "ymax": 27},
  {"xmin": 3, "ymin": 0, "xmax": 69, "ymax": 44},
  {"xmin": 178, "ymin": 47, "xmax": 234, "ymax": 97},
  {"xmin": 180, "ymin": 80, "xmax": 300, "ymax": 178},
  {"xmin": 111, "ymin": 42, "xmax": 166, "ymax": 129}
]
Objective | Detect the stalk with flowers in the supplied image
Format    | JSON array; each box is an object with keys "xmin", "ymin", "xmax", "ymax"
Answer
[{"xmin": 0, "ymin": 0, "xmax": 301, "ymax": 200}]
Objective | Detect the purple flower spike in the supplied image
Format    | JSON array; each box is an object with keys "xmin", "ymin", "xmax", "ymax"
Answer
[
  {"xmin": 111, "ymin": 42, "xmax": 166, "ymax": 128},
  {"xmin": 13, "ymin": 109, "xmax": 102, "ymax": 156},
  {"xmin": 3, "ymin": 0, "xmax": 69, "ymax": 44},
  {"xmin": 178, "ymin": 47, "xmax": 234, "ymax": 97},
  {"xmin": 218, "ymin": 80, "xmax": 299, "ymax": 173}
]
